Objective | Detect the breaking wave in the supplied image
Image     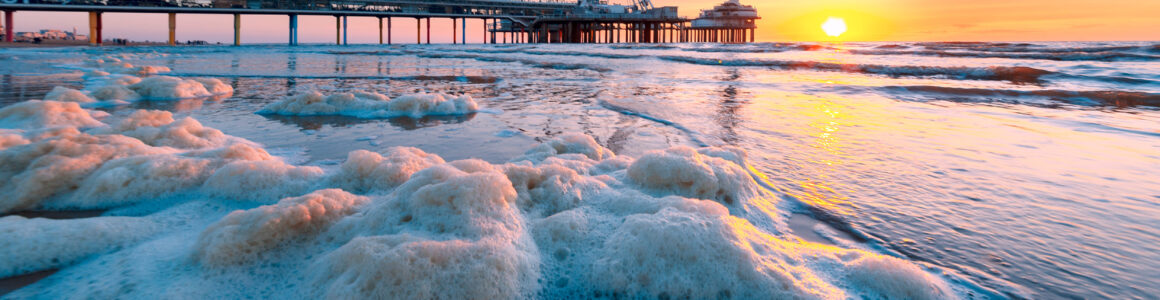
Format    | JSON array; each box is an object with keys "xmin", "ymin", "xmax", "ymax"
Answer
[
  {"xmin": 884, "ymin": 85, "xmax": 1160, "ymax": 107},
  {"xmin": 657, "ymin": 55, "xmax": 1055, "ymax": 83},
  {"xmin": 850, "ymin": 49, "xmax": 1160, "ymax": 62}
]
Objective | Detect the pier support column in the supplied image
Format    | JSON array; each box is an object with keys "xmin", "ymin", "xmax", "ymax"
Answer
[
  {"xmin": 415, "ymin": 18, "xmax": 420, "ymax": 44},
  {"xmin": 167, "ymin": 13, "xmax": 176, "ymax": 46},
  {"xmin": 342, "ymin": 15, "xmax": 348, "ymax": 45},
  {"xmin": 462, "ymin": 17, "xmax": 467, "ymax": 44},
  {"xmin": 233, "ymin": 13, "xmax": 240, "ymax": 46},
  {"xmin": 3, "ymin": 10, "xmax": 12, "ymax": 43},
  {"xmin": 289, "ymin": 14, "xmax": 298, "ymax": 45},
  {"xmin": 377, "ymin": 17, "xmax": 382, "ymax": 44},
  {"xmin": 335, "ymin": 16, "xmax": 341, "ymax": 45},
  {"xmin": 425, "ymin": 18, "xmax": 431, "ymax": 44},
  {"xmin": 387, "ymin": 17, "xmax": 392, "ymax": 44},
  {"xmin": 87, "ymin": 11, "xmax": 100, "ymax": 45},
  {"xmin": 750, "ymin": 28, "xmax": 755, "ymax": 43},
  {"xmin": 452, "ymin": 18, "xmax": 457, "ymax": 44}
]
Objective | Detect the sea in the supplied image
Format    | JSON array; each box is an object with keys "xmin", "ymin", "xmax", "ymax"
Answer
[{"xmin": 0, "ymin": 41, "xmax": 1157, "ymax": 299}]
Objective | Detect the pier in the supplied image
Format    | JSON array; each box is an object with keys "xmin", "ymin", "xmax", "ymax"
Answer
[{"xmin": 0, "ymin": 0, "xmax": 759, "ymax": 45}]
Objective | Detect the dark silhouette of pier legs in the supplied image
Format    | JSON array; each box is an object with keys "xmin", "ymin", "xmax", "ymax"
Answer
[
  {"xmin": 87, "ymin": 11, "xmax": 101, "ymax": 45},
  {"xmin": 232, "ymin": 13, "xmax": 240, "ymax": 46},
  {"xmin": 2, "ymin": 10, "xmax": 11, "ymax": 43},
  {"xmin": 167, "ymin": 12, "xmax": 175, "ymax": 46},
  {"xmin": 289, "ymin": 14, "xmax": 298, "ymax": 45}
]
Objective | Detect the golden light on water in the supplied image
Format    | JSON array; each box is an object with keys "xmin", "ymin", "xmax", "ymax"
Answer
[{"xmin": 821, "ymin": 17, "xmax": 848, "ymax": 37}]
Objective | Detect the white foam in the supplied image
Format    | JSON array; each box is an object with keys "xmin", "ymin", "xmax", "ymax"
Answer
[
  {"xmin": 519, "ymin": 133, "xmax": 616, "ymax": 162},
  {"xmin": 47, "ymin": 63, "xmax": 230, "ymax": 106},
  {"xmin": 194, "ymin": 189, "xmax": 367, "ymax": 266},
  {"xmin": 129, "ymin": 76, "xmax": 234, "ymax": 100},
  {"xmin": 0, "ymin": 215, "xmax": 161, "ymax": 278},
  {"xmin": 627, "ymin": 146, "xmax": 761, "ymax": 206},
  {"xmin": 0, "ymin": 100, "xmax": 105, "ymax": 130},
  {"xmin": 257, "ymin": 91, "xmax": 479, "ymax": 118},
  {"xmin": 0, "ymin": 104, "xmax": 963, "ymax": 299},
  {"xmin": 327, "ymin": 148, "xmax": 446, "ymax": 194},
  {"xmin": 201, "ymin": 160, "xmax": 325, "ymax": 201},
  {"xmin": 44, "ymin": 87, "xmax": 96, "ymax": 103},
  {"xmin": 314, "ymin": 159, "xmax": 539, "ymax": 299}
]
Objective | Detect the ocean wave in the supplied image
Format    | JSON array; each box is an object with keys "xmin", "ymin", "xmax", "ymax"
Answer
[
  {"xmin": 412, "ymin": 52, "xmax": 612, "ymax": 72},
  {"xmin": 886, "ymin": 85, "xmax": 1160, "ymax": 107},
  {"xmin": 608, "ymin": 44, "xmax": 678, "ymax": 50},
  {"xmin": 915, "ymin": 42, "xmax": 1148, "ymax": 54},
  {"xmin": 850, "ymin": 49, "xmax": 1160, "ymax": 62},
  {"xmin": 657, "ymin": 56, "xmax": 1053, "ymax": 83},
  {"xmin": 874, "ymin": 44, "xmax": 910, "ymax": 49},
  {"xmin": 681, "ymin": 43, "xmax": 830, "ymax": 53},
  {"xmin": 167, "ymin": 73, "xmax": 501, "ymax": 83},
  {"xmin": 521, "ymin": 50, "xmax": 646, "ymax": 59}
]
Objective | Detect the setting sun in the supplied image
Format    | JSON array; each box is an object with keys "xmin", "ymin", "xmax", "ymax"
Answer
[{"xmin": 821, "ymin": 17, "xmax": 847, "ymax": 37}]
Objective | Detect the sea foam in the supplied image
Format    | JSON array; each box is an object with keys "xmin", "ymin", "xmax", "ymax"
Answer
[
  {"xmin": 0, "ymin": 98, "xmax": 961, "ymax": 299},
  {"xmin": 257, "ymin": 91, "xmax": 479, "ymax": 118}
]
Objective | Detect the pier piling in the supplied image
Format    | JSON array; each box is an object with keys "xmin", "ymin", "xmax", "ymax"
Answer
[
  {"xmin": 2, "ymin": 10, "xmax": 10, "ymax": 43},
  {"xmin": 87, "ymin": 11, "xmax": 100, "ymax": 45},
  {"xmin": 289, "ymin": 14, "xmax": 298, "ymax": 45},
  {"xmin": 167, "ymin": 12, "xmax": 175, "ymax": 46},
  {"xmin": 232, "ymin": 13, "xmax": 240, "ymax": 46}
]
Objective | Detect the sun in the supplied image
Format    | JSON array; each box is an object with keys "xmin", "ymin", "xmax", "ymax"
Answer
[{"xmin": 821, "ymin": 17, "xmax": 848, "ymax": 37}]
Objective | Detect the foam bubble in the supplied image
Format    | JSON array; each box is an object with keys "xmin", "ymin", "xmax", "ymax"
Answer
[
  {"xmin": 627, "ymin": 146, "xmax": 761, "ymax": 206},
  {"xmin": 201, "ymin": 160, "xmax": 325, "ymax": 201},
  {"xmin": 194, "ymin": 189, "xmax": 367, "ymax": 265},
  {"xmin": 327, "ymin": 148, "xmax": 446, "ymax": 194},
  {"xmin": 129, "ymin": 76, "xmax": 234, "ymax": 100},
  {"xmin": 0, "ymin": 100, "xmax": 105, "ymax": 130},
  {"xmin": 257, "ymin": 91, "xmax": 479, "ymax": 118},
  {"xmin": 44, "ymin": 87, "xmax": 96, "ymax": 103},
  {"xmin": 519, "ymin": 133, "xmax": 615, "ymax": 162}
]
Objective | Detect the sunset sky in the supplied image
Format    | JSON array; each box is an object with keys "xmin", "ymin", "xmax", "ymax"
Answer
[{"xmin": 5, "ymin": 0, "xmax": 1159, "ymax": 43}]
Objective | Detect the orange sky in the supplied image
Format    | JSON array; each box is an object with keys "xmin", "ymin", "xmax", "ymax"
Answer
[
  {"xmin": 679, "ymin": 0, "xmax": 1160, "ymax": 41},
  {"xmin": 5, "ymin": 0, "xmax": 1159, "ymax": 42}
]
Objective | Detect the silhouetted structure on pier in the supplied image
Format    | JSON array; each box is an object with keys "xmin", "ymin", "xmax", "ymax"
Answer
[{"xmin": 690, "ymin": 0, "xmax": 758, "ymax": 43}]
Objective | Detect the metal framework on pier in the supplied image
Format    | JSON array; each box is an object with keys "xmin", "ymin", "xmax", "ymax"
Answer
[{"xmin": 0, "ymin": 0, "xmax": 758, "ymax": 45}]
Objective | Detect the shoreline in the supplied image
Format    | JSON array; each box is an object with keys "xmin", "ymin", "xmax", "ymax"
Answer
[{"xmin": 0, "ymin": 41, "xmax": 173, "ymax": 48}]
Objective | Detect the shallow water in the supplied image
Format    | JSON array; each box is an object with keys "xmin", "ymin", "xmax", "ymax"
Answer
[{"xmin": 1, "ymin": 41, "xmax": 1158, "ymax": 299}]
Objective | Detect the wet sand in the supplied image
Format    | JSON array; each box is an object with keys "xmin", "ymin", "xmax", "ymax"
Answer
[{"xmin": 0, "ymin": 270, "xmax": 57, "ymax": 296}]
